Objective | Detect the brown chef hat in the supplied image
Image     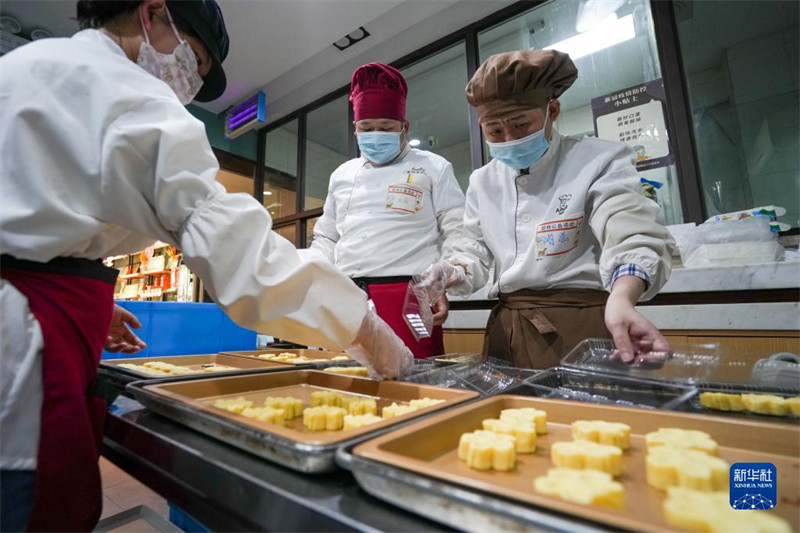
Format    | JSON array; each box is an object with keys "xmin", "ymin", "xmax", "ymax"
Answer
[{"xmin": 466, "ymin": 50, "xmax": 578, "ymax": 122}]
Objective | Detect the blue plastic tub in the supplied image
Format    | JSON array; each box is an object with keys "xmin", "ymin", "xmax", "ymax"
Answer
[
  {"xmin": 101, "ymin": 301, "xmax": 256, "ymax": 359},
  {"xmin": 168, "ymin": 503, "xmax": 210, "ymax": 533}
]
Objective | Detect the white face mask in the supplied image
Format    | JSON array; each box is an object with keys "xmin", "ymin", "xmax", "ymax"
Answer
[{"xmin": 136, "ymin": 7, "xmax": 203, "ymax": 105}]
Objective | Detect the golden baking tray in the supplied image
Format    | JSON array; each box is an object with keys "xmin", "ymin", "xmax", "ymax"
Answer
[
  {"xmin": 131, "ymin": 370, "xmax": 479, "ymax": 472},
  {"xmin": 353, "ymin": 395, "xmax": 799, "ymax": 532},
  {"xmin": 219, "ymin": 348, "xmax": 352, "ymax": 364},
  {"xmin": 99, "ymin": 353, "xmax": 293, "ymax": 391}
]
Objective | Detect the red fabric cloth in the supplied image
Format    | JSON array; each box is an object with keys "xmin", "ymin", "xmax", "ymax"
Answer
[
  {"xmin": 350, "ymin": 63, "xmax": 407, "ymax": 122},
  {"xmin": 365, "ymin": 281, "xmax": 444, "ymax": 359},
  {"xmin": 1, "ymin": 269, "xmax": 115, "ymax": 532}
]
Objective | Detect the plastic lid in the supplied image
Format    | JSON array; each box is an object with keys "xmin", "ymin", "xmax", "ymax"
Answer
[{"xmin": 561, "ymin": 338, "xmax": 720, "ymax": 385}]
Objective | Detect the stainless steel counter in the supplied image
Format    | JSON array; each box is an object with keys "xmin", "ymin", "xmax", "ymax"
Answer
[{"xmin": 103, "ymin": 396, "xmax": 450, "ymax": 532}]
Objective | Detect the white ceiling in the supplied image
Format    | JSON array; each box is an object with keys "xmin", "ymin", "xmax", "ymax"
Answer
[
  {"xmin": 0, "ymin": 0, "xmax": 514, "ymax": 120},
  {"xmin": 5, "ymin": 0, "xmax": 793, "ymax": 155}
]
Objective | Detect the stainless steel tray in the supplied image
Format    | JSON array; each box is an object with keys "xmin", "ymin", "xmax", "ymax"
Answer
[
  {"xmin": 99, "ymin": 353, "xmax": 308, "ymax": 394},
  {"xmin": 339, "ymin": 391, "xmax": 799, "ymax": 533},
  {"xmin": 127, "ymin": 371, "xmax": 479, "ymax": 474},
  {"xmin": 518, "ymin": 367, "xmax": 696, "ymax": 410},
  {"xmin": 678, "ymin": 384, "xmax": 800, "ymax": 424},
  {"xmin": 335, "ymin": 443, "xmax": 604, "ymax": 533}
]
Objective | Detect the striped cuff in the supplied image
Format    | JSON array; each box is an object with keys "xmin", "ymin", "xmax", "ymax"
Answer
[{"xmin": 612, "ymin": 263, "xmax": 650, "ymax": 289}]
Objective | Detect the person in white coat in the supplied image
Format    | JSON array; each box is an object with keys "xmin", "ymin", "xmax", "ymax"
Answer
[
  {"xmin": 420, "ymin": 50, "xmax": 673, "ymax": 369},
  {"xmin": 311, "ymin": 63, "xmax": 465, "ymax": 359},
  {"xmin": 0, "ymin": 1, "xmax": 410, "ymax": 529}
]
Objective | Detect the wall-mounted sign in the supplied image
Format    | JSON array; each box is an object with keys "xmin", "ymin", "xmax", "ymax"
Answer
[{"xmin": 591, "ymin": 79, "xmax": 674, "ymax": 171}]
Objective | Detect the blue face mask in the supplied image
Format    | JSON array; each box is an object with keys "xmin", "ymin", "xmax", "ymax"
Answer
[
  {"xmin": 486, "ymin": 109, "xmax": 551, "ymax": 170},
  {"xmin": 357, "ymin": 130, "xmax": 403, "ymax": 164}
]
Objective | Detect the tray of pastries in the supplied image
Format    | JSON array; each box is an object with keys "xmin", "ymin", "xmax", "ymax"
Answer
[
  {"xmin": 128, "ymin": 369, "xmax": 479, "ymax": 473},
  {"xmin": 342, "ymin": 395, "xmax": 798, "ymax": 533},
  {"xmin": 220, "ymin": 348, "xmax": 353, "ymax": 365},
  {"xmin": 99, "ymin": 353, "xmax": 295, "ymax": 391}
]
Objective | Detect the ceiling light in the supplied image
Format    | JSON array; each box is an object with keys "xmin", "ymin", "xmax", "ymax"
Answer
[
  {"xmin": 575, "ymin": 0, "xmax": 625, "ymax": 33},
  {"xmin": 263, "ymin": 191, "xmax": 273, "ymax": 196},
  {"xmin": 409, "ymin": 139, "xmax": 421, "ymax": 147},
  {"xmin": 544, "ymin": 14, "xmax": 636, "ymax": 60},
  {"xmin": 332, "ymin": 26, "xmax": 370, "ymax": 51}
]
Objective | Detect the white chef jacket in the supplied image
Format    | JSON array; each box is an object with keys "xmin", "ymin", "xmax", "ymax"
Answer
[
  {"xmin": 0, "ymin": 30, "xmax": 367, "ymax": 467},
  {"xmin": 311, "ymin": 147, "xmax": 465, "ymax": 277},
  {"xmin": 449, "ymin": 130, "xmax": 672, "ymax": 301}
]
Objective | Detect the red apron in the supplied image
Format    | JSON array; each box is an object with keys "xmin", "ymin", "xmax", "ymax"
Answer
[
  {"xmin": 1, "ymin": 255, "xmax": 117, "ymax": 532},
  {"xmin": 356, "ymin": 278, "xmax": 445, "ymax": 359}
]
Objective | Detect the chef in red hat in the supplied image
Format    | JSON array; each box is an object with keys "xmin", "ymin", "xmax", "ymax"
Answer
[{"xmin": 311, "ymin": 62, "xmax": 466, "ymax": 358}]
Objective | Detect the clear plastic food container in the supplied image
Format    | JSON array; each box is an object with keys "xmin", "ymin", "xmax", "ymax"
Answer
[
  {"xmin": 560, "ymin": 338, "xmax": 720, "ymax": 385},
  {"xmin": 517, "ymin": 367, "xmax": 695, "ymax": 410}
]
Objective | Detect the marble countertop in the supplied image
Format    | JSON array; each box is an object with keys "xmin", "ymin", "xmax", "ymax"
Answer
[
  {"xmin": 451, "ymin": 260, "xmax": 800, "ymax": 302},
  {"xmin": 660, "ymin": 260, "xmax": 800, "ymax": 293},
  {"xmin": 443, "ymin": 302, "xmax": 800, "ymax": 331}
]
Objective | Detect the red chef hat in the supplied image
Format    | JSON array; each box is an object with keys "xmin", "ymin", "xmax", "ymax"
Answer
[{"xmin": 349, "ymin": 63, "xmax": 407, "ymax": 122}]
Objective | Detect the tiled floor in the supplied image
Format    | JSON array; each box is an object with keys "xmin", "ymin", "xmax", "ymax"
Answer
[{"xmin": 99, "ymin": 457, "xmax": 169, "ymax": 522}]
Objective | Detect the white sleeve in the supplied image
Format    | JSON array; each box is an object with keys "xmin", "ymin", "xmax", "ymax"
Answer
[
  {"xmin": 446, "ymin": 175, "xmax": 492, "ymax": 296},
  {"xmin": 309, "ymin": 173, "xmax": 339, "ymax": 263},
  {"xmin": 587, "ymin": 144, "xmax": 672, "ymax": 301},
  {"xmin": 99, "ymin": 98, "xmax": 367, "ymax": 349},
  {"xmin": 432, "ymin": 161, "xmax": 466, "ymax": 260}
]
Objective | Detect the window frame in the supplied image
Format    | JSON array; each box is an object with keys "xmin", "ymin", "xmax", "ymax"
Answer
[{"xmin": 257, "ymin": 0, "xmax": 717, "ymax": 242}]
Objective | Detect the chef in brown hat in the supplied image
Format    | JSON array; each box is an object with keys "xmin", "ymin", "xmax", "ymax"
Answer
[{"xmin": 417, "ymin": 50, "xmax": 673, "ymax": 369}]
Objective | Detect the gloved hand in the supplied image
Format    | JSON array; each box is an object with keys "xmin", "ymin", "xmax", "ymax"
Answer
[
  {"xmin": 413, "ymin": 261, "xmax": 467, "ymax": 304},
  {"xmin": 346, "ymin": 301, "xmax": 413, "ymax": 380}
]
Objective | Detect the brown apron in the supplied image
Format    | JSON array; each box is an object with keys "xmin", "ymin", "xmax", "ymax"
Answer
[{"xmin": 483, "ymin": 289, "xmax": 610, "ymax": 369}]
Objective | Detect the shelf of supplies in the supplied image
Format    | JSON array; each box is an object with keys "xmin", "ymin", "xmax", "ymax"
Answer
[{"xmin": 119, "ymin": 270, "xmax": 171, "ymax": 279}]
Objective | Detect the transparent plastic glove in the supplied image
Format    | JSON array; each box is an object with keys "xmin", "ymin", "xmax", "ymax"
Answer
[
  {"xmin": 413, "ymin": 261, "xmax": 467, "ymax": 304},
  {"xmin": 346, "ymin": 301, "xmax": 413, "ymax": 380}
]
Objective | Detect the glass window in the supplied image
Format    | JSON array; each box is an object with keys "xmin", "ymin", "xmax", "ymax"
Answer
[
  {"xmin": 274, "ymin": 223, "xmax": 297, "ymax": 246},
  {"xmin": 304, "ymin": 216, "xmax": 320, "ymax": 248},
  {"xmin": 675, "ymin": 1, "xmax": 799, "ymax": 229},
  {"xmin": 401, "ymin": 42, "xmax": 473, "ymax": 190},
  {"xmin": 305, "ymin": 95, "xmax": 350, "ymax": 211},
  {"xmin": 216, "ymin": 169, "xmax": 253, "ymax": 195},
  {"xmin": 263, "ymin": 119, "xmax": 299, "ymax": 218},
  {"xmin": 477, "ymin": 0, "xmax": 684, "ymax": 225}
]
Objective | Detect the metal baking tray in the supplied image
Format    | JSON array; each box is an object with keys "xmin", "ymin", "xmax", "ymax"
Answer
[
  {"xmin": 99, "ymin": 353, "xmax": 298, "ymax": 391},
  {"xmin": 219, "ymin": 348, "xmax": 353, "ymax": 365},
  {"xmin": 128, "ymin": 370, "xmax": 479, "ymax": 473},
  {"xmin": 678, "ymin": 384, "xmax": 800, "ymax": 424},
  {"xmin": 518, "ymin": 367, "xmax": 696, "ymax": 410},
  {"xmin": 343, "ymin": 395, "xmax": 799, "ymax": 533}
]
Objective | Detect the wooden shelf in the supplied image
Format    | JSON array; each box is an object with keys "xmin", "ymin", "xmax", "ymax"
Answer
[{"xmin": 119, "ymin": 269, "xmax": 172, "ymax": 279}]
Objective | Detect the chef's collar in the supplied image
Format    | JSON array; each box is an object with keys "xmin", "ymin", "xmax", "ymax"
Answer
[
  {"xmin": 75, "ymin": 29, "xmax": 129, "ymax": 59},
  {"xmin": 526, "ymin": 127, "xmax": 561, "ymax": 173}
]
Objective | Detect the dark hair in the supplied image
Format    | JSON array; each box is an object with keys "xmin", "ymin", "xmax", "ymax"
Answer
[{"xmin": 76, "ymin": 1, "xmax": 142, "ymax": 30}]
